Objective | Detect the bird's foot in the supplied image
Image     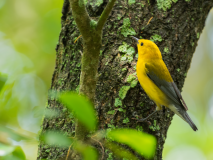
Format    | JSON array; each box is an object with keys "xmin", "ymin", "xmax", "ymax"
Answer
[
  {"xmin": 137, "ymin": 110, "xmax": 158, "ymax": 122},
  {"xmin": 137, "ymin": 118, "xmax": 147, "ymax": 122},
  {"xmin": 132, "ymin": 115, "xmax": 152, "ymax": 123}
]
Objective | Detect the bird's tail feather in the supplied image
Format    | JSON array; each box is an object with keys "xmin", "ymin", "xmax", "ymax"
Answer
[
  {"xmin": 183, "ymin": 112, "xmax": 198, "ymax": 131},
  {"xmin": 168, "ymin": 104, "xmax": 198, "ymax": 131}
]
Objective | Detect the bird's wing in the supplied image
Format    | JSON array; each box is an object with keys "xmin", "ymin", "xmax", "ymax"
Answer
[{"xmin": 145, "ymin": 61, "xmax": 188, "ymax": 111}]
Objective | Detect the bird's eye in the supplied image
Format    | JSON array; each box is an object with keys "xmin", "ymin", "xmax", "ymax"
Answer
[{"xmin": 141, "ymin": 42, "xmax": 143, "ymax": 46}]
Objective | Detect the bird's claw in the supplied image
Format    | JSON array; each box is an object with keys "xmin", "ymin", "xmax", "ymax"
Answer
[
  {"xmin": 132, "ymin": 117, "xmax": 146, "ymax": 123},
  {"xmin": 137, "ymin": 118, "xmax": 148, "ymax": 122}
]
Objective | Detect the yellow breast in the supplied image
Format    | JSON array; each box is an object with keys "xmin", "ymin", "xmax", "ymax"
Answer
[{"xmin": 136, "ymin": 60, "xmax": 169, "ymax": 107}]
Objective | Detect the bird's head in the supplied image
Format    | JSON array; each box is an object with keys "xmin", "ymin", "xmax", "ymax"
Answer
[{"xmin": 131, "ymin": 36, "xmax": 162, "ymax": 60}]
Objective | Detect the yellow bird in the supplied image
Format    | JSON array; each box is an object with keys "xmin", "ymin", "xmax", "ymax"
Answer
[{"xmin": 131, "ymin": 36, "xmax": 198, "ymax": 131}]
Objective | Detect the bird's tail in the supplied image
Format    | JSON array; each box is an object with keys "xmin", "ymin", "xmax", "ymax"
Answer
[
  {"xmin": 182, "ymin": 112, "xmax": 198, "ymax": 131},
  {"xmin": 168, "ymin": 105, "xmax": 198, "ymax": 131}
]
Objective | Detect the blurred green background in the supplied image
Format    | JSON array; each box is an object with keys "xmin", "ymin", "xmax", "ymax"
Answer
[
  {"xmin": 0, "ymin": 0, "xmax": 212, "ymax": 159},
  {"xmin": 0, "ymin": 0, "xmax": 63, "ymax": 159}
]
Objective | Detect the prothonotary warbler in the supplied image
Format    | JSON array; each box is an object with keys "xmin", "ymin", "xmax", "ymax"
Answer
[{"xmin": 131, "ymin": 36, "xmax": 198, "ymax": 131}]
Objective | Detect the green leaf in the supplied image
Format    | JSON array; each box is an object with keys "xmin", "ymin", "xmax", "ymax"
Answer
[
  {"xmin": 0, "ymin": 144, "xmax": 26, "ymax": 160},
  {"xmin": 105, "ymin": 141, "xmax": 138, "ymax": 160},
  {"xmin": 0, "ymin": 143, "xmax": 15, "ymax": 156},
  {"xmin": 0, "ymin": 73, "xmax": 7, "ymax": 92},
  {"xmin": 40, "ymin": 131, "xmax": 72, "ymax": 147},
  {"xmin": 32, "ymin": 106, "xmax": 44, "ymax": 118},
  {"xmin": 107, "ymin": 129, "xmax": 156, "ymax": 158},
  {"xmin": 0, "ymin": 126, "xmax": 29, "ymax": 142},
  {"xmin": 59, "ymin": 92, "xmax": 97, "ymax": 131},
  {"xmin": 44, "ymin": 108, "xmax": 59, "ymax": 118},
  {"xmin": 74, "ymin": 141, "xmax": 98, "ymax": 160},
  {"xmin": 11, "ymin": 146, "xmax": 26, "ymax": 160}
]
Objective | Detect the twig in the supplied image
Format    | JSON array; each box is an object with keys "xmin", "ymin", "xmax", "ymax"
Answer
[
  {"xmin": 147, "ymin": 17, "xmax": 153, "ymax": 25},
  {"xmin": 66, "ymin": 143, "xmax": 73, "ymax": 160},
  {"xmin": 91, "ymin": 136, "xmax": 105, "ymax": 160},
  {"xmin": 74, "ymin": 35, "xmax": 82, "ymax": 43},
  {"xmin": 96, "ymin": 0, "xmax": 117, "ymax": 32},
  {"xmin": 69, "ymin": 0, "xmax": 91, "ymax": 40}
]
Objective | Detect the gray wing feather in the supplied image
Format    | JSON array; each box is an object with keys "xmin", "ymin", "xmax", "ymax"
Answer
[{"xmin": 146, "ymin": 64, "xmax": 188, "ymax": 111}]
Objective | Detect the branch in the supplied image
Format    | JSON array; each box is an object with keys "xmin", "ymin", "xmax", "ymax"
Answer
[
  {"xmin": 96, "ymin": 0, "xmax": 117, "ymax": 32},
  {"xmin": 69, "ymin": 0, "xmax": 91, "ymax": 40}
]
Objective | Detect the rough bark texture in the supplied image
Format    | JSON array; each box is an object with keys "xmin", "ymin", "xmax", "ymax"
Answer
[{"xmin": 37, "ymin": 0, "xmax": 212, "ymax": 160}]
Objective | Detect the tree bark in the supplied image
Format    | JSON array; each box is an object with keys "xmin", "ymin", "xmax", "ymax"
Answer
[{"xmin": 37, "ymin": 0, "xmax": 212, "ymax": 160}]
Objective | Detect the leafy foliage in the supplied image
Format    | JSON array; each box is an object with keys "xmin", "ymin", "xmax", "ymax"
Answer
[
  {"xmin": 40, "ymin": 131, "xmax": 73, "ymax": 147},
  {"xmin": 107, "ymin": 129, "xmax": 156, "ymax": 158},
  {"xmin": 59, "ymin": 92, "xmax": 97, "ymax": 131},
  {"xmin": 105, "ymin": 141, "xmax": 138, "ymax": 160},
  {"xmin": 57, "ymin": 92, "xmax": 157, "ymax": 159},
  {"xmin": 74, "ymin": 141, "xmax": 98, "ymax": 160},
  {"xmin": 0, "ymin": 145, "xmax": 26, "ymax": 160}
]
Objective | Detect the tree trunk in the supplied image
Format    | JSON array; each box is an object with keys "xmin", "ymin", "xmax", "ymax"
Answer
[{"xmin": 37, "ymin": 0, "xmax": 212, "ymax": 160}]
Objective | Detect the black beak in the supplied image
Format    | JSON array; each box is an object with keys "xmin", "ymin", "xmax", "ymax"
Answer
[{"xmin": 131, "ymin": 36, "xmax": 139, "ymax": 44}]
